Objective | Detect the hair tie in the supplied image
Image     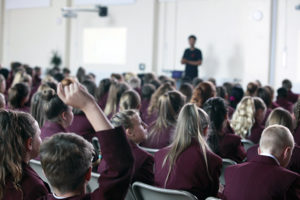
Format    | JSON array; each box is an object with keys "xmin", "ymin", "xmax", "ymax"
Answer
[{"xmin": 230, "ymin": 96, "xmax": 236, "ymax": 101}]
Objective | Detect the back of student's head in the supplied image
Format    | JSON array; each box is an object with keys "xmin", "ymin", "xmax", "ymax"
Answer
[
  {"xmin": 246, "ymin": 82, "xmax": 258, "ymax": 96},
  {"xmin": 82, "ymin": 79, "xmax": 97, "ymax": 97},
  {"xmin": 0, "ymin": 68, "xmax": 9, "ymax": 80},
  {"xmin": 259, "ymin": 125, "xmax": 294, "ymax": 167},
  {"xmin": 96, "ymin": 78, "xmax": 111, "ymax": 100},
  {"xmin": 191, "ymin": 81, "xmax": 216, "ymax": 108},
  {"xmin": 208, "ymin": 78, "xmax": 216, "ymax": 86},
  {"xmin": 111, "ymin": 110, "xmax": 137, "ymax": 129},
  {"xmin": 266, "ymin": 108, "xmax": 294, "ymax": 133},
  {"xmin": 223, "ymin": 82, "xmax": 233, "ymax": 97},
  {"xmin": 192, "ymin": 77, "xmax": 203, "ymax": 88},
  {"xmin": 203, "ymin": 97, "xmax": 227, "ymax": 154},
  {"xmin": 76, "ymin": 67, "xmax": 86, "ymax": 83},
  {"xmin": 148, "ymin": 82, "xmax": 174, "ymax": 115},
  {"xmin": 282, "ymin": 79, "xmax": 292, "ymax": 90},
  {"xmin": 143, "ymin": 73, "xmax": 156, "ymax": 85},
  {"xmin": 256, "ymin": 87, "xmax": 272, "ymax": 108},
  {"xmin": 216, "ymin": 86, "xmax": 227, "ymax": 99},
  {"xmin": 111, "ymin": 73, "xmax": 123, "ymax": 82},
  {"xmin": 40, "ymin": 133, "xmax": 93, "ymax": 194},
  {"xmin": 42, "ymin": 88, "xmax": 68, "ymax": 122},
  {"xmin": 8, "ymin": 82, "xmax": 30, "ymax": 108},
  {"xmin": 294, "ymin": 99, "xmax": 300, "ymax": 126},
  {"xmin": 163, "ymin": 103, "xmax": 210, "ymax": 185},
  {"xmin": 128, "ymin": 77, "xmax": 141, "ymax": 89},
  {"xmin": 150, "ymin": 79, "xmax": 161, "ymax": 89},
  {"xmin": 0, "ymin": 110, "xmax": 37, "ymax": 198},
  {"xmin": 179, "ymin": 83, "xmax": 193, "ymax": 102},
  {"xmin": 119, "ymin": 90, "xmax": 141, "ymax": 111},
  {"xmin": 53, "ymin": 72, "xmax": 65, "ymax": 82},
  {"xmin": 141, "ymin": 84, "xmax": 156, "ymax": 100},
  {"xmin": 229, "ymin": 85, "xmax": 244, "ymax": 109},
  {"xmin": 30, "ymin": 92, "xmax": 46, "ymax": 127},
  {"xmin": 277, "ymin": 87, "xmax": 288, "ymax": 98}
]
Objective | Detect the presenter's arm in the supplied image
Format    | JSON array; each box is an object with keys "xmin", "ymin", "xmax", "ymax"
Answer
[{"xmin": 186, "ymin": 59, "xmax": 202, "ymax": 66}]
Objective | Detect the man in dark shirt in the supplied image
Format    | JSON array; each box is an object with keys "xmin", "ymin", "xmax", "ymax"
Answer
[{"xmin": 181, "ymin": 35, "xmax": 203, "ymax": 81}]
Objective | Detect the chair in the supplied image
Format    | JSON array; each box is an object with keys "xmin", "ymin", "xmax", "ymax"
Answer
[
  {"xmin": 241, "ymin": 139, "xmax": 255, "ymax": 151},
  {"xmin": 220, "ymin": 158, "xmax": 237, "ymax": 186},
  {"xmin": 205, "ymin": 197, "xmax": 221, "ymax": 200},
  {"xmin": 138, "ymin": 146, "xmax": 159, "ymax": 155},
  {"xmin": 125, "ymin": 186, "xmax": 136, "ymax": 200},
  {"xmin": 132, "ymin": 182, "xmax": 198, "ymax": 200}
]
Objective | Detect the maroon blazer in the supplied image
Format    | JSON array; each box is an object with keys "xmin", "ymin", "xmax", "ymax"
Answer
[
  {"xmin": 3, "ymin": 163, "xmax": 50, "ymax": 200},
  {"xmin": 271, "ymin": 101, "xmax": 280, "ymax": 109},
  {"xmin": 227, "ymin": 106, "xmax": 235, "ymax": 119},
  {"xmin": 287, "ymin": 90, "xmax": 299, "ymax": 104},
  {"xmin": 295, "ymin": 124, "xmax": 300, "ymax": 146},
  {"xmin": 99, "ymin": 141, "xmax": 154, "ymax": 185},
  {"xmin": 41, "ymin": 121, "xmax": 66, "ymax": 141},
  {"xmin": 223, "ymin": 155, "xmax": 300, "ymax": 200},
  {"xmin": 141, "ymin": 124, "xmax": 175, "ymax": 149},
  {"xmin": 247, "ymin": 144, "xmax": 300, "ymax": 174},
  {"xmin": 217, "ymin": 134, "xmax": 246, "ymax": 163},
  {"xmin": 154, "ymin": 139, "xmax": 222, "ymax": 200},
  {"xmin": 276, "ymin": 98, "xmax": 294, "ymax": 113},
  {"xmin": 247, "ymin": 121, "xmax": 264, "ymax": 144},
  {"xmin": 98, "ymin": 93, "xmax": 108, "ymax": 110},
  {"xmin": 262, "ymin": 108, "xmax": 272, "ymax": 126},
  {"xmin": 142, "ymin": 110, "xmax": 158, "ymax": 126},
  {"xmin": 140, "ymin": 99, "xmax": 150, "ymax": 122},
  {"xmin": 9, "ymin": 106, "xmax": 30, "ymax": 113},
  {"xmin": 68, "ymin": 114, "xmax": 95, "ymax": 141},
  {"xmin": 38, "ymin": 127, "xmax": 134, "ymax": 200}
]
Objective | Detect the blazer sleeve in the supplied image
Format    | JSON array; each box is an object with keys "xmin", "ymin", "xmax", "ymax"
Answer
[
  {"xmin": 91, "ymin": 127, "xmax": 134, "ymax": 200},
  {"xmin": 286, "ymin": 176, "xmax": 300, "ymax": 199},
  {"xmin": 135, "ymin": 154, "xmax": 154, "ymax": 185}
]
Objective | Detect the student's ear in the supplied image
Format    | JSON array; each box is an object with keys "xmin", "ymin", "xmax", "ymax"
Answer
[
  {"xmin": 257, "ymin": 147, "xmax": 261, "ymax": 155},
  {"xmin": 283, "ymin": 146, "xmax": 292, "ymax": 160},
  {"xmin": 85, "ymin": 167, "xmax": 92, "ymax": 182},
  {"xmin": 61, "ymin": 111, "xmax": 67, "ymax": 121},
  {"xmin": 125, "ymin": 128, "xmax": 134, "ymax": 139},
  {"xmin": 25, "ymin": 137, "xmax": 33, "ymax": 151}
]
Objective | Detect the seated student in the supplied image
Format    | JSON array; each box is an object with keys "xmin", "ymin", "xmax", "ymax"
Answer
[
  {"xmin": 231, "ymin": 96, "xmax": 266, "ymax": 144},
  {"xmin": 140, "ymin": 84, "xmax": 156, "ymax": 122},
  {"xmin": 154, "ymin": 103, "xmax": 222, "ymax": 200},
  {"xmin": 39, "ymin": 80, "xmax": 134, "ymax": 200},
  {"xmin": 141, "ymin": 91, "xmax": 185, "ymax": 149},
  {"xmin": 179, "ymin": 82, "xmax": 193, "ymax": 102},
  {"xmin": 228, "ymin": 85, "xmax": 244, "ymax": 109},
  {"xmin": 101, "ymin": 110, "xmax": 154, "ymax": 184},
  {"xmin": 30, "ymin": 91, "xmax": 46, "ymax": 127},
  {"xmin": 0, "ymin": 93, "xmax": 6, "ymax": 109},
  {"xmin": 247, "ymin": 108, "xmax": 300, "ymax": 174},
  {"xmin": 0, "ymin": 110, "xmax": 50, "ymax": 200},
  {"xmin": 8, "ymin": 82, "xmax": 30, "ymax": 112},
  {"xmin": 69, "ymin": 80, "xmax": 97, "ymax": 140},
  {"xmin": 96, "ymin": 78, "xmax": 111, "ymax": 110},
  {"xmin": 294, "ymin": 100, "xmax": 300, "ymax": 145},
  {"xmin": 276, "ymin": 87, "xmax": 293, "ymax": 113},
  {"xmin": 119, "ymin": 90, "xmax": 141, "ymax": 111},
  {"xmin": 145, "ymin": 82, "xmax": 174, "ymax": 125},
  {"xmin": 245, "ymin": 82, "xmax": 258, "ymax": 97},
  {"xmin": 190, "ymin": 81, "xmax": 216, "ymax": 108},
  {"xmin": 203, "ymin": 97, "xmax": 246, "ymax": 163},
  {"xmin": 128, "ymin": 76, "xmax": 142, "ymax": 95},
  {"xmin": 223, "ymin": 125, "xmax": 300, "ymax": 199},
  {"xmin": 264, "ymin": 85, "xmax": 280, "ymax": 109},
  {"xmin": 216, "ymin": 86, "xmax": 234, "ymax": 119},
  {"xmin": 256, "ymin": 87, "xmax": 273, "ymax": 125},
  {"xmin": 40, "ymin": 88, "xmax": 73, "ymax": 140},
  {"xmin": 282, "ymin": 79, "xmax": 299, "ymax": 104}
]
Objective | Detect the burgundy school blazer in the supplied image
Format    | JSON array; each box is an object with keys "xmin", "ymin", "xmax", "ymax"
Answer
[
  {"xmin": 9, "ymin": 106, "xmax": 30, "ymax": 113},
  {"xmin": 276, "ymin": 98, "xmax": 294, "ymax": 113},
  {"xmin": 99, "ymin": 140, "xmax": 154, "ymax": 185},
  {"xmin": 38, "ymin": 127, "xmax": 134, "ymax": 200},
  {"xmin": 271, "ymin": 101, "xmax": 280, "ymax": 109},
  {"xmin": 247, "ymin": 121, "xmax": 264, "ymax": 144},
  {"xmin": 247, "ymin": 144, "xmax": 300, "ymax": 174},
  {"xmin": 68, "ymin": 113, "xmax": 95, "ymax": 141},
  {"xmin": 98, "ymin": 93, "xmax": 108, "ymax": 110},
  {"xmin": 262, "ymin": 108, "xmax": 272, "ymax": 126},
  {"xmin": 217, "ymin": 134, "xmax": 246, "ymax": 163},
  {"xmin": 41, "ymin": 121, "xmax": 67, "ymax": 141},
  {"xmin": 154, "ymin": 139, "xmax": 222, "ymax": 200},
  {"xmin": 141, "ymin": 124, "xmax": 175, "ymax": 149},
  {"xmin": 142, "ymin": 110, "xmax": 158, "ymax": 126},
  {"xmin": 140, "ymin": 99, "xmax": 150, "ymax": 122},
  {"xmin": 287, "ymin": 90, "xmax": 299, "ymax": 104},
  {"xmin": 223, "ymin": 155, "xmax": 300, "ymax": 200},
  {"xmin": 227, "ymin": 106, "xmax": 235, "ymax": 119},
  {"xmin": 3, "ymin": 163, "xmax": 50, "ymax": 200}
]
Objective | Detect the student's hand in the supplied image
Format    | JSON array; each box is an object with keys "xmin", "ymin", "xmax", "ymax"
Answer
[{"xmin": 57, "ymin": 81, "xmax": 95, "ymax": 111}]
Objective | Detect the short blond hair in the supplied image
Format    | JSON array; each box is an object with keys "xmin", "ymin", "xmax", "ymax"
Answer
[{"xmin": 259, "ymin": 125, "xmax": 294, "ymax": 157}]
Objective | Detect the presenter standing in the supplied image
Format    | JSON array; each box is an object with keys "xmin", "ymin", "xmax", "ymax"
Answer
[{"xmin": 181, "ymin": 35, "xmax": 203, "ymax": 81}]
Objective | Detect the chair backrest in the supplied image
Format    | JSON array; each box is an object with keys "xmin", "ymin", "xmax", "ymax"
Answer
[
  {"xmin": 241, "ymin": 139, "xmax": 255, "ymax": 151},
  {"xmin": 125, "ymin": 185, "xmax": 136, "ymax": 200},
  {"xmin": 220, "ymin": 158, "xmax": 237, "ymax": 186},
  {"xmin": 138, "ymin": 146, "xmax": 159, "ymax": 155},
  {"xmin": 132, "ymin": 182, "xmax": 198, "ymax": 200},
  {"xmin": 205, "ymin": 197, "xmax": 221, "ymax": 200}
]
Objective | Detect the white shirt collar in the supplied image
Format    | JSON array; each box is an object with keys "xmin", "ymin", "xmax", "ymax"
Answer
[{"xmin": 260, "ymin": 153, "xmax": 280, "ymax": 165}]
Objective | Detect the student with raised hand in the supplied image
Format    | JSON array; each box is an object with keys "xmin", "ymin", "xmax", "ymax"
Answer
[
  {"xmin": 40, "ymin": 88, "xmax": 74, "ymax": 140},
  {"xmin": 104, "ymin": 110, "xmax": 154, "ymax": 185},
  {"xmin": 38, "ymin": 80, "xmax": 134, "ymax": 200},
  {"xmin": 141, "ymin": 91, "xmax": 185, "ymax": 149},
  {"xmin": 223, "ymin": 125, "xmax": 300, "ymax": 200},
  {"xmin": 231, "ymin": 96, "xmax": 266, "ymax": 144},
  {"xmin": 0, "ymin": 110, "xmax": 50, "ymax": 200},
  {"xmin": 203, "ymin": 97, "xmax": 246, "ymax": 163},
  {"xmin": 154, "ymin": 103, "xmax": 222, "ymax": 200}
]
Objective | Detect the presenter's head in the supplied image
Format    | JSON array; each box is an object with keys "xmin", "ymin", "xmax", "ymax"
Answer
[{"xmin": 188, "ymin": 35, "xmax": 197, "ymax": 48}]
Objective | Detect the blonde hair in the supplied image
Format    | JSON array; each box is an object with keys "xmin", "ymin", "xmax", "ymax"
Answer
[
  {"xmin": 111, "ymin": 110, "xmax": 138, "ymax": 129},
  {"xmin": 231, "ymin": 96, "xmax": 266, "ymax": 138},
  {"xmin": 11, "ymin": 71, "xmax": 32, "ymax": 86},
  {"xmin": 259, "ymin": 125, "xmax": 294, "ymax": 158},
  {"xmin": 266, "ymin": 108, "xmax": 294, "ymax": 132},
  {"xmin": 119, "ymin": 90, "xmax": 141, "ymax": 111},
  {"xmin": 162, "ymin": 103, "xmax": 211, "ymax": 186}
]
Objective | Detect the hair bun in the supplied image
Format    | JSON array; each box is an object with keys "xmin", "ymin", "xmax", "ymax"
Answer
[
  {"xmin": 61, "ymin": 77, "xmax": 75, "ymax": 87},
  {"xmin": 42, "ymin": 88, "xmax": 56, "ymax": 101}
]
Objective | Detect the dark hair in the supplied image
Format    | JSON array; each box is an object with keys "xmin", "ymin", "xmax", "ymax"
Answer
[
  {"xmin": 191, "ymin": 81, "xmax": 216, "ymax": 108},
  {"xmin": 216, "ymin": 86, "xmax": 227, "ymax": 99},
  {"xmin": 24, "ymin": 65, "xmax": 33, "ymax": 77},
  {"xmin": 96, "ymin": 78, "xmax": 111, "ymax": 100},
  {"xmin": 111, "ymin": 73, "xmax": 123, "ymax": 81},
  {"xmin": 141, "ymin": 84, "xmax": 156, "ymax": 100},
  {"xmin": 0, "ymin": 110, "xmax": 37, "ymax": 199},
  {"xmin": 8, "ymin": 83, "xmax": 30, "ymax": 108},
  {"xmin": 277, "ymin": 87, "xmax": 288, "ymax": 98},
  {"xmin": 192, "ymin": 77, "xmax": 203, "ymax": 88},
  {"xmin": 143, "ymin": 73, "xmax": 156, "ymax": 85},
  {"xmin": 179, "ymin": 83, "xmax": 193, "ymax": 102},
  {"xmin": 0, "ymin": 68, "xmax": 9, "ymax": 79},
  {"xmin": 188, "ymin": 35, "xmax": 197, "ymax": 40},
  {"xmin": 150, "ymin": 79, "xmax": 161, "ymax": 89},
  {"xmin": 53, "ymin": 73, "xmax": 65, "ymax": 82},
  {"xmin": 11, "ymin": 62, "xmax": 22, "ymax": 72},
  {"xmin": 229, "ymin": 86, "xmax": 244, "ymax": 109},
  {"xmin": 256, "ymin": 87, "xmax": 272, "ymax": 108},
  {"xmin": 223, "ymin": 82, "xmax": 233, "ymax": 97},
  {"xmin": 42, "ymin": 88, "xmax": 68, "ymax": 121},
  {"xmin": 62, "ymin": 68, "xmax": 71, "ymax": 74},
  {"xmin": 203, "ymin": 97, "xmax": 227, "ymax": 155},
  {"xmin": 246, "ymin": 82, "xmax": 258, "ymax": 96},
  {"xmin": 282, "ymin": 79, "xmax": 292, "ymax": 90},
  {"xmin": 40, "ymin": 133, "xmax": 93, "ymax": 194},
  {"xmin": 76, "ymin": 67, "xmax": 86, "ymax": 83},
  {"xmin": 208, "ymin": 78, "xmax": 216, "ymax": 86}
]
